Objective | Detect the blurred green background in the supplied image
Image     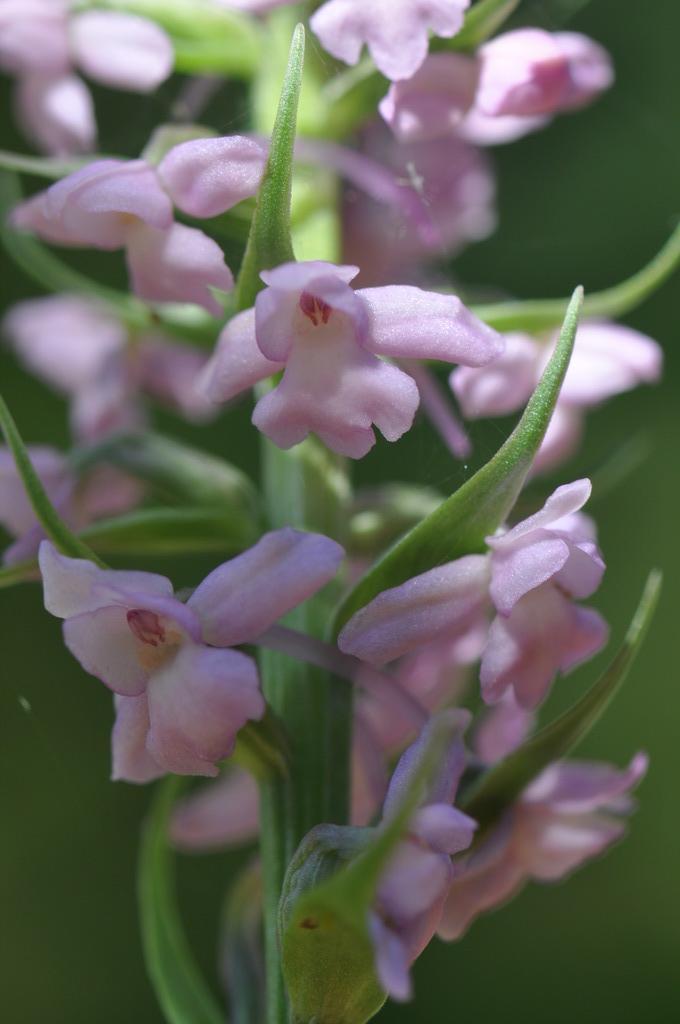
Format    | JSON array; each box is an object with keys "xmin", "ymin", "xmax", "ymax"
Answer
[{"xmin": 1, "ymin": 1, "xmax": 678, "ymax": 1022}]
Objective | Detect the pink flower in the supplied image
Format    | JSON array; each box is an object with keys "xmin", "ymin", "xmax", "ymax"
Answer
[
  {"xmin": 2, "ymin": 294, "xmax": 216, "ymax": 438},
  {"xmin": 476, "ymin": 29, "xmax": 613, "ymax": 119},
  {"xmin": 200, "ymin": 260, "xmax": 502, "ymax": 457},
  {"xmin": 40, "ymin": 529, "xmax": 344, "ymax": 777},
  {"xmin": 451, "ymin": 320, "xmax": 663, "ymax": 472},
  {"xmin": 438, "ymin": 752, "xmax": 647, "ymax": 940},
  {"xmin": 339, "ymin": 480, "xmax": 607, "ymax": 710},
  {"xmin": 379, "ymin": 30, "xmax": 612, "ymax": 147},
  {"xmin": 0, "ymin": 2, "xmax": 173, "ymax": 154},
  {"xmin": 11, "ymin": 139, "xmax": 265, "ymax": 313},
  {"xmin": 369, "ymin": 711, "xmax": 476, "ymax": 1000},
  {"xmin": 343, "ymin": 128, "xmax": 496, "ymax": 285},
  {"xmin": 310, "ymin": 0, "xmax": 470, "ymax": 82}
]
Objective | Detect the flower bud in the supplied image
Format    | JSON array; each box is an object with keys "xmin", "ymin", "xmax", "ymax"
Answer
[{"xmin": 280, "ymin": 824, "xmax": 387, "ymax": 1024}]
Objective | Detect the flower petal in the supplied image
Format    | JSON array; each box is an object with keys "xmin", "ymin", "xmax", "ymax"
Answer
[
  {"xmin": 169, "ymin": 767, "xmax": 260, "ymax": 850},
  {"xmin": 188, "ymin": 529, "xmax": 344, "ymax": 646},
  {"xmin": 338, "ymin": 554, "xmax": 490, "ymax": 666},
  {"xmin": 63, "ymin": 605, "xmax": 150, "ymax": 695},
  {"xmin": 125, "ymin": 222, "xmax": 233, "ymax": 314},
  {"xmin": 111, "ymin": 693, "xmax": 165, "ymax": 783},
  {"xmin": 158, "ymin": 136, "xmax": 267, "ymax": 218},
  {"xmin": 15, "ymin": 73, "xmax": 96, "ymax": 156},
  {"xmin": 146, "ymin": 644, "xmax": 264, "ymax": 777},
  {"xmin": 198, "ymin": 308, "xmax": 283, "ymax": 405},
  {"xmin": 70, "ymin": 11, "xmax": 173, "ymax": 92}
]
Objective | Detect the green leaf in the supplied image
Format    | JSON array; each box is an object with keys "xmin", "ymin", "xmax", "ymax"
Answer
[
  {"xmin": 439, "ymin": 0, "xmax": 520, "ymax": 51},
  {"xmin": 0, "ymin": 393, "xmax": 104, "ymax": 565},
  {"xmin": 281, "ymin": 713, "xmax": 456, "ymax": 1024},
  {"xmin": 79, "ymin": 506, "xmax": 258, "ymax": 556},
  {"xmin": 333, "ymin": 287, "xmax": 583, "ymax": 635},
  {"xmin": 462, "ymin": 570, "xmax": 662, "ymax": 831},
  {"xmin": 72, "ymin": 432, "xmax": 259, "ymax": 519},
  {"xmin": 139, "ymin": 777, "xmax": 226, "ymax": 1024},
  {"xmin": 234, "ymin": 24, "xmax": 305, "ymax": 312},
  {"xmin": 471, "ymin": 222, "xmax": 680, "ymax": 332},
  {"xmin": 0, "ymin": 171, "xmax": 150, "ymax": 330}
]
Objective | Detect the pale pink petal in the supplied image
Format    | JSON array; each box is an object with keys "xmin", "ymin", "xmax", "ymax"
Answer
[
  {"xmin": 111, "ymin": 694, "xmax": 165, "ymax": 783},
  {"xmin": 369, "ymin": 914, "xmax": 411, "ymax": 1001},
  {"xmin": 524, "ymin": 753, "xmax": 648, "ymax": 814},
  {"xmin": 188, "ymin": 528, "xmax": 344, "ymax": 646},
  {"xmin": 438, "ymin": 843, "xmax": 524, "ymax": 939},
  {"xmin": 338, "ymin": 555, "xmax": 490, "ymax": 666},
  {"xmin": 38, "ymin": 540, "xmax": 173, "ymax": 618},
  {"xmin": 541, "ymin": 321, "xmax": 663, "ymax": 407},
  {"xmin": 310, "ymin": 0, "xmax": 470, "ymax": 82},
  {"xmin": 15, "ymin": 73, "xmax": 96, "ymax": 156},
  {"xmin": 559, "ymin": 604, "xmax": 609, "ymax": 673},
  {"xmin": 459, "ymin": 106, "xmax": 549, "ymax": 146},
  {"xmin": 489, "ymin": 535, "xmax": 570, "ymax": 616},
  {"xmin": 516, "ymin": 810, "xmax": 626, "ymax": 880},
  {"xmin": 474, "ymin": 693, "xmax": 534, "ymax": 764},
  {"xmin": 0, "ymin": 447, "xmax": 69, "ymax": 538},
  {"xmin": 256, "ymin": 261, "xmax": 363, "ymax": 362},
  {"xmin": 198, "ymin": 308, "xmax": 283, "ymax": 405},
  {"xmin": 379, "ymin": 53, "xmax": 479, "ymax": 143},
  {"xmin": 70, "ymin": 11, "xmax": 173, "ymax": 92},
  {"xmin": 412, "ymin": 803, "xmax": 477, "ymax": 855},
  {"xmin": 477, "ymin": 29, "xmax": 570, "ymax": 117},
  {"xmin": 552, "ymin": 32, "xmax": 614, "ymax": 110},
  {"xmin": 450, "ymin": 332, "xmax": 539, "ymax": 418},
  {"xmin": 146, "ymin": 644, "xmax": 264, "ymax": 777},
  {"xmin": 382, "ymin": 709, "xmax": 470, "ymax": 815},
  {"xmin": 136, "ymin": 337, "xmax": 216, "ymax": 422},
  {"xmin": 170, "ymin": 768, "xmax": 260, "ymax": 850},
  {"xmin": 125, "ymin": 221, "xmax": 233, "ymax": 314},
  {"xmin": 531, "ymin": 404, "xmax": 584, "ymax": 474},
  {"xmin": 0, "ymin": 0, "xmax": 70, "ymax": 76},
  {"xmin": 252, "ymin": 333, "xmax": 419, "ymax": 457},
  {"xmin": 158, "ymin": 136, "xmax": 266, "ymax": 218},
  {"xmin": 63, "ymin": 605, "xmax": 151, "ymax": 696},
  {"xmin": 489, "ymin": 479, "xmax": 592, "ymax": 548},
  {"xmin": 3, "ymin": 294, "xmax": 126, "ymax": 395},
  {"xmin": 358, "ymin": 286, "xmax": 503, "ymax": 366}
]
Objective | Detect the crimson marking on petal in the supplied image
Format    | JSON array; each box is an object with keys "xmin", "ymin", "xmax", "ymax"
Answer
[
  {"xmin": 127, "ymin": 609, "xmax": 166, "ymax": 647},
  {"xmin": 299, "ymin": 291, "xmax": 332, "ymax": 326}
]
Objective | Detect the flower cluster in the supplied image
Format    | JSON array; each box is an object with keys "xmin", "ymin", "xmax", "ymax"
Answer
[{"xmin": 0, "ymin": 2, "xmax": 663, "ymax": 1021}]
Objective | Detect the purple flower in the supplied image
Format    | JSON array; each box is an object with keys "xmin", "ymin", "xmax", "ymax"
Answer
[
  {"xmin": 0, "ymin": 1, "xmax": 173, "ymax": 154},
  {"xmin": 11, "ymin": 139, "xmax": 266, "ymax": 313},
  {"xmin": 40, "ymin": 529, "xmax": 344, "ymax": 777},
  {"xmin": 339, "ymin": 124, "xmax": 496, "ymax": 286},
  {"xmin": 200, "ymin": 260, "xmax": 502, "ymax": 457},
  {"xmin": 438, "ymin": 752, "xmax": 648, "ymax": 940},
  {"xmin": 369, "ymin": 711, "xmax": 477, "ymax": 1000},
  {"xmin": 3, "ymin": 294, "xmax": 216, "ymax": 438},
  {"xmin": 339, "ymin": 480, "xmax": 607, "ymax": 709},
  {"xmin": 379, "ymin": 29, "xmax": 612, "ymax": 148},
  {"xmin": 310, "ymin": 0, "xmax": 470, "ymax": 82},
  {"xmin": 452, "ymin": 320, "xmax": 663, "ymax": 473}
]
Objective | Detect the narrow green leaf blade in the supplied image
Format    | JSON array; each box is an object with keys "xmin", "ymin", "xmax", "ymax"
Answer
[
  {"xmin": 333, "ymin": 287, "xmax": 583, "ymax": 634},
  {"xmin": 463, "ymin": 570, "xmax": 662, "ymax": 829},
  {"xmin": 234, "ymin": 24, "xmax": 305, "ymax": 311},
  {"xmin": 471, "ymin": 222, "xmax": 680, "ymax": 332},
  {"xmin": 79, "ymin": 506, "xmax": 258, "ymax": 556},
  {"xmin": 443, "ymin": 0, "xmax": 520, "ymax": 51},
  {"xmin": 0, "ymin": 393, "xmax": 104, "ymax": 565},
  {"xmin": 139, "ymin": 777, "xmax": 226, "ymax": 1024}
]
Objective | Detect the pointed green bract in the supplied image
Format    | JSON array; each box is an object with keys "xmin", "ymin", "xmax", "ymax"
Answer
[
  {"xmin": 138, "ymin": 777, "xmax": 227, "ymax": 1024},
  {"xmin": 471, "ymin": 222, "xmax": 680, "ymax": 332},
  {"xmin": 0, "ymin": 394, "xmax": 104, "ymax": 565},
  {"xmin": 333, "ymin": 287, "xmax": 583, "ymax": 634},
  {"xmin": 235, "ymin": 24, "xmax": 305, "ymax": 312},
  {"xmin": 281, "ymin": 714, "xmax": 454, "ymax": 1024},
  {"xmin": 462, "ymin": 570, "xmax": 662, "ymax": 830}
]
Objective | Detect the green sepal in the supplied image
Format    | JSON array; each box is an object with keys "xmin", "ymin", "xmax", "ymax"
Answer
[
  {"xmin": 280, "ymin": 713, "xmax": 456, "ymax": 1024},
  {"xmin": 138, "ymin": 777, "xmax": 227, "ymax": 1024},
  {"xmin": 332, "ymin": 287, "xmax": 583, "ymax": 635},
  {"xmin": 0, "ymin": 393, "xmax": 103, "ymax": 565},
  {"xmin": 233, "ymin": 711, "xmax": 290, "ymax": 782},
  {"xmin": 471, "ymin": 222, "xmax": 680, "ymax": 332},
  {"xmin": 462, "ymin": 570, "xmax": 662, "ymax": 831},
  {"xmin": 234, "ymin": 24, "xmax": 305, "ymax": 312}
]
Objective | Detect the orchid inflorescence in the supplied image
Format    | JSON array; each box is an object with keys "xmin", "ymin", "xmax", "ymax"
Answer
[{"xmin": 0, "ymin": 2, "xmax": 669, "ymax": 1023}]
